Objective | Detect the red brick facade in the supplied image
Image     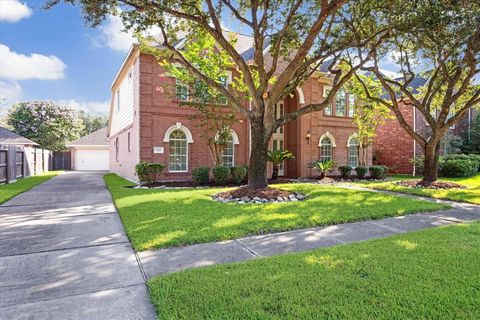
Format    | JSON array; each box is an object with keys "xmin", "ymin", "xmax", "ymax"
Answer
[
  {"xmin": 109, "ymin": 50, "xmax": 371, "ymax": 181},
  {"xmin": 374, "ymin": 101, "xmax": 477, "ymax": 174}
]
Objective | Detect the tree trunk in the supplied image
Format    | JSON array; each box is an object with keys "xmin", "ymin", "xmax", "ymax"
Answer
[
  {"xmin": 248, "ymin": 118, "xmax": 270, "ymax": 188},
  {"xmin": 271, "ymin": 165, "xmax": 279, "ymax": 180},
  {"xmin": 421, "ymin": 142, "xmax": 441, "ymax": 186}
]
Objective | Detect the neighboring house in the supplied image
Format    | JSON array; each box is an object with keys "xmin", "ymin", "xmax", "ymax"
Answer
[
  {"xmin": 374, "ymin": 102, "xmax": 478, "ymax": 174},
  {"xmin": 0, "ymin": 126, "xmax": 49, "ymax": 183},
  {"xmin": 67, "ymin": 127, "xmax": 109, "ymax": 171},
  {"xmin": 108, "ymin": 34, "xmax": 370, "ymax": 182}
]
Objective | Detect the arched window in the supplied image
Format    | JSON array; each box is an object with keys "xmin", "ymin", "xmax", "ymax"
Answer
[
  {"xmin": 320, "ymin": 136, "xmax": 332, "ymax": 162},
  {"xmin": 221, "ymin": 134, "xmax": 234, "ymax": 167},
  {"xmin": 168, "ymin": 130, "xmax": 188, "ymax": 172},
  {"xmin": 347, "ymin": 135, "xmax": 359, "ymax": 167}
]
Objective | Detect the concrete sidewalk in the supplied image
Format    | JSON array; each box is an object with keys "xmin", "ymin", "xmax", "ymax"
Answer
[
  {"xmin": 0, "ymin": 172, "xmax": 156, "ymax": 320},
  {"xmin": 138, "ymin": 201, "xmax": 480, "ymax": 278}
]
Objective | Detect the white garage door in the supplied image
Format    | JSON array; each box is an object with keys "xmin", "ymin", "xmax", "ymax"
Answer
[{"xmin": 75, "ymin": 149, "xmax": 109, "ymax": 171}]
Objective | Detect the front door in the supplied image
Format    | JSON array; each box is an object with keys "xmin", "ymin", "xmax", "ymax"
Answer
[{"xmin": 272, "ymin": 102, "xmax": 285, "ymax": 176}]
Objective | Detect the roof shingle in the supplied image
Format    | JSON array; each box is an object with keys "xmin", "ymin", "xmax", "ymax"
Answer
[
  {"xmin": 0, "ymin": 126, "xmax": 38, "ymax": 146},
  {"xmin": 67, "ymin": 127, "xmax": 108, "ymax": 146}
]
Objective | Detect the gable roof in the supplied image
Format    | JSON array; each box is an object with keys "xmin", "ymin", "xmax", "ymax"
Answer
[
  {"xmin": 0, "ymin": 126, "xmax": 38, "ymax": 146},
  {"xmin": 67, "ymin": 127, "xmax": 108, "ymax": 147}
]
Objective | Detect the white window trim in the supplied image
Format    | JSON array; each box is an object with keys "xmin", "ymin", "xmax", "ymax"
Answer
[
  {"xmin": 176, "ymin": 78, "xmax": 189, "ymax": 102},
  {"xmin": 347, "ymin": 133, "xmax": 359, "ymax": 168},
  {"xmin": 323, "ymin": 85, "xmax": 332, "ymax": 98},
  {"xmin": 218, "ymin": 129, "xmax": 239, "ymax": 167},
  {"xmin": 318, "ymin": 131, "xmax": 336, "ymax": 147},
  {"xmin": 346, "ymin": 133, "xmax": 359, "ymax": 147},
  {"xmin": 163, "ymin": 123, "xmax": 194, "ymax": 143}
]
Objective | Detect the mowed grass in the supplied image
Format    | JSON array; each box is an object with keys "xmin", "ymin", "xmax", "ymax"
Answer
[
  {"xmin": 149, "ymin": 222, "xmax": 480, "ymax": 319},
  {"xmin": 359, "ymin": 174, "xmax": 480, "ymax": 204},
  {"xmin": 0, "ymin": 172, "xmax": 60, "ymax": 204},
  {"xmin": 105, "ymin": 174, "xmax": 447, "ymax": 251}
]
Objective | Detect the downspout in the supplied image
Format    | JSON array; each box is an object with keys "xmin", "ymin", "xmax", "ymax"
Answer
[
  {"xmin": 248, "ymin": 100, "xmax": 252, "ymax": 157},
  {"xmin": 412, "ymin": 105, "xmax": 416, "ymax": 177},
  {"xmin": 468, "ymin": 107, "xmax": 472, "ymax": 141}
]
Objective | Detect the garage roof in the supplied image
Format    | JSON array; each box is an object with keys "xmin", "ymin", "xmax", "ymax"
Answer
[
  {"xmin": 67, "ymin": 127, "xmax": 108, "ymax": 147},
  {"xmin": 0, "ymin": 126, "xmax": 39, "ymax": 146}
]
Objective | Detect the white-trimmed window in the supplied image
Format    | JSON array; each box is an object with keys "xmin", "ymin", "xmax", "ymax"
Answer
[
  {"xmin": 323, "ymin": 87, "xmax": 332, "ymax": 116},
  {"xmin": 176, "ymin": 79, "xmax": 189, "ymax": 101},
  {"xmin": 335, "ymin": 89, "xmax": 346, "ymax": 116},
  {"xmin": 320, "ymin": 136, "xmax": 333, "ymax": 162},
  {"xmin": 115, "ymin": 137, "xmax": 119, "ymax": 162},
  {"xmin": 348, "ymin": 93, "xmax": 355, "ymax": 117},
  {"xmin": 347, "ymin": 136, "xmax": 359, "ymax": 167},
  {"xmin": 218, "ymin": 75, "xmax": 229, "ymax": 105},
  {"xmin": 168, "ymin": 130, "xmax": 188, "ymax": 172},
  {"xmin": 116, "ymin": 89, "xmax": 121, "ymax": 112},
  {"xmin": 221, "ymin": 134, "xmax": 234, "ymax": 167}
]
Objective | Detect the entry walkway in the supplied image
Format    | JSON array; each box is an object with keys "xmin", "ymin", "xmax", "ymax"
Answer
[
  {"xmin": 138, "ymin": 193, "xmax": 480, "ymax": 278},
  {"xmin": 0, "ymin": 172, "xmax": 156, "ymax": 319}
]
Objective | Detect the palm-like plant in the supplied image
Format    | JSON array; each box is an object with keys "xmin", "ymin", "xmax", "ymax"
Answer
[
  {"xmin": 310, "ymin": 160, "xmax": 335, "ymax": 180},
  {"xmin": 267, "ymin": 150, "xmax": 295, "ymax": 180}
]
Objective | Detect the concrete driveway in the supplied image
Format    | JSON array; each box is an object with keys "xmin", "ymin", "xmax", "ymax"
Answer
[{"xmin": 0, "ymin": 172, "xmax": 156, "ymax": 319}]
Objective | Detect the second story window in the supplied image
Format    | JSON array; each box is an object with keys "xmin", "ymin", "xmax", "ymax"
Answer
[
  {"xmin": 323, "ymin": 87, "xmax": 332, "ymax": 116},
  {"xmin": 348, "ymin": 94, "xmax": 355, "ymax": 117},
  {"xmin": 335, "ymin": 89, "xmax": 346, "ymax": 116},
  {"xmin": 116, "ymin": 89, "xmax": 121, "ymax": 112},
  {"xmin": 218, "ymin": 75, "xmax": 229, "ymax": 105},
  {"xmin": 176, "ymin": 79, "xmax": 189, "ymax": 101}
]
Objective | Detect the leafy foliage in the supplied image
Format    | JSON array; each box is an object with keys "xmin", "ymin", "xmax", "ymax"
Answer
[
  {"xmin": 338, "ymin": 166, "xmax": 353, "ymax": 179},
  {"xmin": 7, "ymin": 101, "xmax": 83, "ymax": 151},
  {"xmin": 77, "ymin": 110, "xmax": 108, "ymax": 136},
  {"xmin": 192, "ymin": 167, "xmax": 210, "ymax": 185},
  {"xmin": 267, "ymin": 150, "xmax": 295, "ymax": 165},
  {"xmin": 369, "ymin": 166, "xmax": 387, "ymax": 179},
  {"xmin": 355, "ymin": 166, "xmax": 369, "ymax": 179},
  {"xmin": 441, "ymin": 160, "xmax": 479, "ymax": 178},
  {"xmin": 212, "ymin": 166, "xmax": 230, "ymax": 185},
  {"xmin": 230, "ymin": 166, "xmax": 247, "ymax": 184},
  {"xmin": 310, "ymin": 160, "xmax": 335, "ymax": 179},
  {"xmin": 135, "ymin": 162, "xmax": 165, "ymax": 185}
]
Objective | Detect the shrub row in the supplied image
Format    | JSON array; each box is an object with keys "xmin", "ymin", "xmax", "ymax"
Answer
[
  {"xmin": 337, "ymin": 165, "xmax": 388, "ymax": 179},
  {"xmin": 193, "ymin": 165, "xmax": 248, "ymax": 185},
  {"xmin": 135, "ymin": 162, "xmax": 165, "ymax": 185},
  {"xmin": 441, "ymin": 160, "xmax": 479, "ymax": 178}
]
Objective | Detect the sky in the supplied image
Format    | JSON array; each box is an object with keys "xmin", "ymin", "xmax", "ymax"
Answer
[
  {"xmin": 0, "ymin": 0, "xmax": 135, "ymax": 115},
  {"xmin": 0, "ymin": 0, "xmax": 401, "ymax": 117}
]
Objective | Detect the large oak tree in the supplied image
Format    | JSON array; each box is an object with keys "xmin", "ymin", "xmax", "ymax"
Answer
[
  {"xmin": 354, "ymin": 1, "xmax": 480, "ymax": 185},
  {"xmin": 49, "ymin": 0, "xmax": 393, "ymax": 188}
]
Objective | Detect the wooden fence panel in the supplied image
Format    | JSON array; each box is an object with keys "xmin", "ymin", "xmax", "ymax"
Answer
[
  {"xmin": 16, "ymin": 151, "xmax": 24, "ymax": 179},
  {"xmin": 0, "ymin": 149, "xmax": 7, "ymax": 183}
]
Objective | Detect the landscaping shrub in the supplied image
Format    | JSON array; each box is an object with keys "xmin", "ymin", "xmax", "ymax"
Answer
[
  {"xmin": 355, "ymin": 166, "xmax": 368, "ymax": 179},
  {"xmin": 135, "ymin": 162, "xmax": 165, "ymax": 185},
  {"xmin": 444, "ymin": 154, "xmax": 480, "ymax": 172},
  {"xmin": 192, "ymin": 167, "xmax": 210, "ymax": 185},
  {"xmin": 369, "ymin": 165, "xmax": 387, "ymax": 179},
  {"xmin": 338, "ymin": 166, "xmax": 352, "ymax": 179},
  {"xmin": 241, "ymin": 165, "xmax": 249, "ymax": 181},
  {"xmin": 379, "ymin": 165, "xmax": 389, "ymax": 175},
  {"xmin": 310, "ymin": 160, "xmax": 336, "ymax": 180},
  {"xmin": 213, "ymin": 166, "xmax": 231, "ymax": 185},
  {"xmin": 230, "ymin": 166, "xmax": 247, "ymax": 184},
  {"xmin": 440, "ymin": 160, "xmax": 479, "ymax": 178}
]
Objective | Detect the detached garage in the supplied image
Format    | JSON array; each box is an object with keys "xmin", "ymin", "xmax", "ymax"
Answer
[{"xmin": 67, "ymin": 128, "xmax": 109, "ymax": 171}]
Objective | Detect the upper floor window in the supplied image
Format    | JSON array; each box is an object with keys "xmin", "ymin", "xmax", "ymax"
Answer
[
  {"xmin": 127, "ymin": 132, "xmax": 131, "ymax": 152},
  {"xmin": 348, "ymin": 94, "xmax": 355, "ymax": 117},
  {"xmin": 115, "ymin": 137, "xmax": 119, "ymax": 162},
  {"xmin": 168, "ymin": 129, "xmax": 188, "ymax": 172},
  {"xmin": 221, "ymin": 134, "xmax": 235, "ymax": 167},
  {"xmin": 116, "ymin": 89, "xmax": 121, "ymax": 112},
  {"xmin": 218, "ymin": 75, "xmax": 229, "ymax": 105},
  {"xmin": 320, "ymin": 136, "xmax": 333, "ymax": 162},
  {"xmin": 335, "ymin": 89, "xmax": 346, "ymax": 116},
  {"xmin": 176, "ymin": 79, "xmax": 189, "ymax": 101},
  {"xmin": 347, "ymin": 136, "xmax": 359, "ymax": 168},
  {"xmin": 323, "ymin": 87, "xmax": 332, "ymax": 116}
]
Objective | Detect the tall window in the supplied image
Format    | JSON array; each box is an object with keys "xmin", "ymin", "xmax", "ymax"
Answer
[
  {"xmin": 127, "ymin": 132, "xmax": 131, "ymax": 152},
  {"xmin": 176, "ymin": 79, "xmax": 188, "ymax": 101},
  {"xmin": 324, "ymin": 88, "xmax": 332, "ymax": 115},
  {"xmin": 115, "ymin": 138, "xmax": 119, "ymax": 162},
  {"xmin": 348, "ymin": 137, "xmax": 359, "ymax": 167},
  {"xmin": 348, "ymin": 94, "xmax": 355, "ymax": 117},
  {"xmin": 221, "ymin": 134, "xmax": 234, "ymax": 167},
  {"xmin": 116, "ymin": 89, "xmax": 121, "ymax": 112},
  {"xmin": 218, "ymin": 75, "xmax": 228, "ymax": 105},
  {"xmin": 320, "ymin": 136, "xmax": 332, "ymax": 162},
  {"xmin": 335, "ymin": 89, "xmax": 346, "ymax": 116},
  {"xmin": 169, "ymin": 130, "xmax": 188, "ymax": 172}
]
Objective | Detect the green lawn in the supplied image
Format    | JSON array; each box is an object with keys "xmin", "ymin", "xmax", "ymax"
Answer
[
  {"xmin": 358, "ymin": 174, "xmax": 480, "ymax": 204},
  {"xmin": 149, "ymin": 221, "xmax": 480, "ymax": 319},
  {"xmin": 0, "ymin": 172, "xmax": 60, "ymax": 204},
  {"xmin": 105, "ymin": 173, "xmax": 448, "ymax": 251}
]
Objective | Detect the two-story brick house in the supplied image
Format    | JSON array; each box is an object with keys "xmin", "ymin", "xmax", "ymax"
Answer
[{"xmin": 107, "ymin": 34, "xmax": 371, "ymax": 182}]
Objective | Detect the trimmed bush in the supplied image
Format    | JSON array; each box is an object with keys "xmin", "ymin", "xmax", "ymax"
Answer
[
  {"xmin": 338, "ymin": 166, "xmax": 352, "ymax": 179},
  {"xmin": 192, "ymin": 167, "xmax": 210, "ymax": 185},
  {"xmin": 355, "ymin": 166, "xmax": 368, "ymax": 179},
  {"xmin": 379, "ymin": 165, "xmax": 389, "ymax": 175},
  {"xmin": 135, "ymin": 162, "xmax": 165, "ymax": 185},
  {"xmin": 444, "ymin": 154, "xmax": 480, "ymax": 172},
  {"xmin": 440, "ymin": 160, "xmax": 479, "ymax": 178},
  {"xmin": 213, "ymin": 166, "xmax": 231, "ymax": 185},
  {"xmin": 230, "ymin": 166, "xmax": 247, "ymax": 184},
  {"xmin": 369, "ymin": 165, "xmax": 387, "ymax": 179}
]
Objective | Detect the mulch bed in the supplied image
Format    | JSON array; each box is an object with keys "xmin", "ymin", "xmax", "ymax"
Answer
[
  {"xmin": 135, "ymin": 178, "xmax": 295, "ymax": 189},
  {"xmin": 215, "ymin": 186, "xmax": 293, "ymax": 200},
  {"xmin": 395, "ymin": 179, "xmax": 467, "ymax": 189}
]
